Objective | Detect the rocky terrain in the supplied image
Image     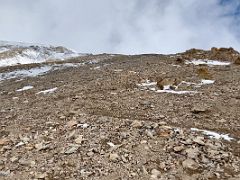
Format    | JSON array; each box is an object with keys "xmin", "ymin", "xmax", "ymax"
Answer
[{"xmin": 0, "ymin": 46, "xmax": 240, "ymax": 179}]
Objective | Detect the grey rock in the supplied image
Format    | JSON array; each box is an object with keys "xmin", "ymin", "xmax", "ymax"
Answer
[{"xmin": 182, "ymin": 159, "xmax": 199, "ymax": 170}]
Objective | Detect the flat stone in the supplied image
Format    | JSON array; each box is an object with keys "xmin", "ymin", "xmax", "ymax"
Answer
[
  {"xmin": 131, "ymin": 120, "xmax": 143, "ymax": 128},
  {"xmin": 174, "ymin": 145, "xmax": 185, "ymax": 152},
  {"xmin": 182, "ymin": 159, "xmax": 199, "ymax": 170},
  {"xmin": 191, "ymin": 105, "xmax": 208, "ymax": 113},
  {"xmin": 151, "ymin": 169, "xmax": 161, "ymax": 179},
  {"xmin": 0, "ymin": 170, "xmax": 10, "ymax": 177},
  {"xmin": 64, "ymin": 146, "xmax": 79, "ymax": 154},
  {"xmin": 66, "ymin": 120, "xmax": 78, "ymax": 128},
  {"xmin": 193, "ymin": 136, "xmax": 205, "ymax": 145},
  {"xmin": 75, "ymin": 135, "xmax": 84, "ymax": 144},
  {"xmin": 186, "ymin": 148, "xmax": 200, "ymax": 159},
  {"xmin": 0, "ymin": 138, "xmax": 10, "ymax": 145},
  {"xmin": 109, "ymin": 153, "xmax": 119, "ymax": 162}
]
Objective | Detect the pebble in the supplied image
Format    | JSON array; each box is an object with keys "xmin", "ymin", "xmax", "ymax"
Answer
[
  {"xmin": 75, "ymin": 135, "xmax": 84, "ymax": 144},
  {"xmin": 35, "ymin": 143, "xmax": 50, "ymax": 151},
  {"xmin": 87, "ymin": 151, "xmax": 94, "ymax": 157},
  {"xmin": 0, "ymin": 138, "xmax": 9, "ymax": 145},
  {"xmin": 151, "ymin": 169, "xmax": 161, "ymax": 179},
  {"xmin": 0, "ymin": 170, "xmax": 10, "ymax": 177},
  {"xmin": 15, "ymin": 141, "xmax": 25, "ymax": 147},
  {"xmin": 193, "ymin": 136, "xmax": 205, "ymax": 145},
  {"xmin": 186, "ymin": 148, "xmax": 199, "ymax": 159},
  {"xmin": 10, "ymin": 156, "xmax": 18, "ymax": 163},
  {"xmin": 109, "ymin": 153, "xmax": 119, "ymax": 162},
  {"xmin": 66, "ymin": 120, "xmax": 78, "ymax": 128},
  {"xmin": 64, "ymin": 146, "xmax": 79, "ymax": 154},
  {"xmin": 35, "ymin": 172, "xmax": 47, "ymax": 179},
  {"xmin": 173, "ymin": 145, "xmax": 185, "ymax": 152},
  {"xmin": 182, "ymin": 159, "xmax": 199, "ymax": 170},
  {"xmin": 131, "ymin": 120, "xmax": 143, "ymax": 128},
  {"xmin": 191, "ymin": 105, "xmax": 207, "ymax": 113}
]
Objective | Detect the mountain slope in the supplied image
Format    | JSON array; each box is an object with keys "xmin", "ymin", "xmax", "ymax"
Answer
[
  {"xmin": 0, "ymin": 41, "xmax": 86, "ymax": 67},
  {"xmin": 0, "ymin": 45, "xmax": 240, "ymax": 179}
]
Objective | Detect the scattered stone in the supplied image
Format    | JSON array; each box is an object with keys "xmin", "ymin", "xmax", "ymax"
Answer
[
  {"xmin": 66, "ymin": 120, "xmax": 78, "ymax": 128},
  {"xmin": 0, "ymin": 170, "xmax": 10, "ymax": 177},
  {"xmin": 191, "ymin": 105, "xmax": 208, "ymax": 113},
  {"xmin": 186, "ymin": 148, "xmax": 200, "ymax": 159},
  {"xmin": 87, "ymin": 151, "xmax": 94, "ymax": 157},
  {"xmin": 64, "ymin": 146, "xmax": 79, "ymax": 154},
  {"xmin": 0, "ymin": 138, "xmax": 9, "ymax": 145},
  {"xmin": 35, "ymin": 172, "xmax": 48, "ymax": 179},
  {"xmin": 131, "ymin": 120, "xmax": 143, "ymax": 128},
  {"xmin": 77, "ymin": 123, "xmax": 89, "ymax": 128},
  {"xmin": 109, "ymin": 153, "xmax": 119, "ymax": 162},
  {"xmin": 234, "ymin": 57, "xmax": 240, "ymax": 65},
  {"xmin": 174, "ymin": 145, "xmax": 185, "ymax": 152},
  {"xmin": 182, "ymin": 159, "xmax": 199, "ymax": 170},
  {"xmin": 19, "ymin": 159, "xmax": 36, "ymax": 167},
  {"xmin": 74, "ymin": 135, "xmax": 84, "ymax": 144},
  {"xmin": 193, "ymin": 136, "xmax": 205, "ymax": 145},
  {"xmin": 151, "ymin": 169, "xmax": 161, "ymax": 179},
  {"xmin": 15, "ymin": 141, "xmax": 25, "ymax": 147},
  {"xmin": 10, "ymin": 156, "xmax": 18, "ymax": 163},
  {"xmin": 146, "ymin": 130, "xmax": 154, "ymax": 138},
  {"xmin": 35, "ymin": 142, "xmax": 50, "ymax": 151},
  {"xmin": 107, "ymin": 142, "xmax": 115, "ymax": 147}
]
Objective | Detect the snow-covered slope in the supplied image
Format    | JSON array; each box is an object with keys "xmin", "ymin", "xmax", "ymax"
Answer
[{"xmin": 0, "ymin": 41, "xmax": 85, "ymax": 67}]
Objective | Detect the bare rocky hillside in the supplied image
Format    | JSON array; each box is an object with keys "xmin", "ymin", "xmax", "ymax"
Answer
[{"xmin": 0, "ymin": 47, "xmax": 240, "ymax": 179}]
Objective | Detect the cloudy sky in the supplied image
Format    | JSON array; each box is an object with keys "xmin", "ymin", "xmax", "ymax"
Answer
[{"xmin": 0, "ymin": 0, "xmax": 240, "ymax": 54}]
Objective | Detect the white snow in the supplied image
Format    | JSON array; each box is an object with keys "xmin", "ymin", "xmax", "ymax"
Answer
[
  {"xmin": 191, "ymin": 128, "xmax": 234, "ymax": 141},
  {"xmin": 0, "ymin": 41, "xmax": 86, "ymax": 67},
  {"xmin": 93, "ymin": 66, "xmax": 101, "ymax": 70},
  {"xmin": 107, "ymin": 142, "xmax": 116, "ymax": 147},
  {"xmin": 180, "ymin": 80, "xmax": 214, "ymax": 88},
  {"xmin": 77, "ymin": 123, "xmax": 89, "ymax": 128},
  {"xmin": 0, "ymin": 62, "xmax": 85, "ymax": 82},
  {"xmin": 137, "ymin": 80, "xmax": 157, "ymax": 87},
  {"xmin": 0, "ymin": 66, "xmax": 52, "ymax": 82},
  {"xmin": 200, "ymin": 79, "xmax": 215, "ymax": 85},
  {"xmin": 0, "ymin": 47, "xmax": 9, "ymax": 53},
  {"xmin": 156, "ymin": 89, "xmax": 197, "ymax": 94},
  {"xmin": 185, "ymin": 59, "xmax": 231, "ymax": 66},
  {"xmin": 16, "ymin": 85, "xmax": 33, "ymax": 92},
  {"xmin": 114, "ymin": 69, "xmax": 123, "ymax": 72},
  {"xmin": 138, "ymin": 80, "xmax": 197, "ymax": 94},
  {"xmin": 0, "ymin": 49, "xmax": 81, "ymax": 67},
  {"xmin": 36, "ymin": 87, "xmax": 57, "ymax": 95}
]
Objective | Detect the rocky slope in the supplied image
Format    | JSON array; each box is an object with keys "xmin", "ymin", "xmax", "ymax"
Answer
[{"xmin": 0, "ymin": 46, "xmax": 240, "ymax": 179}]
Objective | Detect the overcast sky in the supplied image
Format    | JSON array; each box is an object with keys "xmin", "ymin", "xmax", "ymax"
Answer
[{"xmin": 0, "ymin": 0, "xmax": 240, "ymax": 54}]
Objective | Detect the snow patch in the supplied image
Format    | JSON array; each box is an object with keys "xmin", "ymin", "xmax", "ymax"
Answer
[
  {"xmin": 185, "ymin": 59, "xmax": 231, "ymax": 66},
  {"xmin": 0, "ymin": 49, "xmax": 81, "ymax": 67},
  {"xmin": 0, "ymin": 47, "xmax": 9, "ymax": 53},
  {"xmin": 191, "ymin": 128, "xmax": 234, "ymax": 141},
  {"xmin": 156, "ymin": 89, "xmax": 197, "ymax": 94},
  {"xmin": 0, "ymin": 62, "xmax": 85, "ymax": 82},
  {"xmin": 0, "ymin": 41, "xmax": 86, "ymax": 67},
  {"xmin": 137, "ymin": 80, "xmax": 157, "ymax": 87},
  {"xmin": 138, "ymin": 80, "xmax": 197, "ymax": 94},
  {"xmin": 0, "ymin": 66, "xmax": 52, "ymax": 82},
  {"xmin": 16, "ymin": 85, "xmax": 33, "ymax": 92},
  {"xmin": 36, "ymin": 87, "xmax": 57, "ymax": 95},
  {"xmin": 200, "ymin": 79, "xmax": 215, "ymax": 85},
  {"xmin": 77, "ymin": 123, "xmax": 89, "ymax": 128}
]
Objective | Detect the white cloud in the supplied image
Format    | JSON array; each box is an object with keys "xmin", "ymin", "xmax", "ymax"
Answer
[{"xmin": 0, "ymin": 0, "xmax": 239, "ymax": 54}]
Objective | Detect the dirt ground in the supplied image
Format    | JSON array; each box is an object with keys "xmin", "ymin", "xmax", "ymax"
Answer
[{"xmin": 0, "ymin": 48, "xmax": 240, "ymax": 179}]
